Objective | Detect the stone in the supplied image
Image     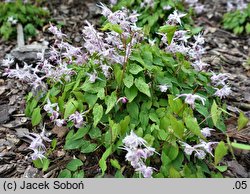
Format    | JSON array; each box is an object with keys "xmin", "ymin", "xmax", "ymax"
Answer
[
  {"xmin": 0, "ymin": 104, "xmax": 10, "ymax": 124},
  {"xmin": 227, "ymin": 161, "xmax": 248, "ymax": 178},
  {"xmin": 10, "ymin": 44, "xmax": 48, "ymax": 63},
  {"xmin": 22, "ymin": 165, "xmax": 39, "ymax": 178},
  {"xmin": 15, "ymin": 128, "xmax": 30, "ymax": 138}
]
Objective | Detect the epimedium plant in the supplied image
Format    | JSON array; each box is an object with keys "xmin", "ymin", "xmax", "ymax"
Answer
[
  {"xmin": 110, "ymin": 0, "xmax": 202, "ymax": 37},
  {"xmin": 0, "ymin": 0, "xmax": 49, "ymax": 40},
  {"xmin": 223, "ymin": 1, "xmax": 250, "ymax": 35},
  {"xmin": 4, "ymin": 3, "xmax": 250, "ymax": 178}
]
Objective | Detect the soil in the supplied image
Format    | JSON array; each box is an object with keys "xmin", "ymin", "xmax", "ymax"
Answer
[{"xmin": 0, "ymin": 0, "xmax": 249, "ymax": 178}]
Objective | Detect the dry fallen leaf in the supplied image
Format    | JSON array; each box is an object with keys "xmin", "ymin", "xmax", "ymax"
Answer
[{"xmin": 52, "ymin": 126, "xmax": 69, "ymax": 138}]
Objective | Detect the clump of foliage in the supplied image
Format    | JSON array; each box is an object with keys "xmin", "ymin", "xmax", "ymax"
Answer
[
  {"xmin": 111, "ymin": 0, "xmax": 201, "ymax": 36},
  {"xmin": 223, "ymin": 3, "xmax": 250, "ymax": 35},
  {"xmin": 0, "ymin": 0, "xmax": 49, "ymax": 40},
  {"xmin": 4, "ymin": 3, "xmax": 250, "ymax": 178}
]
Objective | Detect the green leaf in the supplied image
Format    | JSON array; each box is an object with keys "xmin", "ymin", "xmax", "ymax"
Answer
[
  {"xmin": 89, "ymin": 127, "xmax": 102, "ymax": 139},
  {"xmin": 99, "ymin": 146, "xmax": 112, "ymax": 176},
  {"xmin": 168, "ymin": 95, "xmax": 183, "ymax": 115},
  {"xmin": 246, "ymin": 23, "xmax": 250, "ymax": 34},
  {"xmin": 149, "ymin": 112, "xmax": 160, "ymax": 124},
  {"xmin": 109, "ymin": 119, "xmax": 120, "ymax": 142},
  {"xmin": 64, "ymin": 127, "xmax": 90, "ymax": 150},
  {"xmin": 143, "ymin": 134, "xmax": 155, "ymax": 146},
  {"xmin": 31, "ymin": 107, "xmax": 42, "ymax": 126},
  {"xmin": 141, "ymin": 48, "xmax": 153, "ymax": 67},
  {"xmin": 158, "ymin": 130, "xmax": 168, "ymax": 140},
  {"xmin": 81, "ymin": 142, "xmax": 97, "ymax": 153},
  {"xmin": 129, "ymin": 63, "xmax": 143, "ymax": 75},
  {"xmin": 73, "ymin": 91, "xmax": 85, "ymax": 102},
  {"xmin": 140, "ymin": 108, "xmax": 149, "ymax": 128},
  {"xmin": 105, "ymin": 91, "xmax": 117, "ymax": 114},
  {"xmin": 24, "ymin": 23, "xmax": 36, "ymax": 37},
  {"xmin": 159, "ymin": 25, "xmax": 177, "ymax": 45},
  {"xmin": 97, "ymin": 88, "xmax": 105, "ymax": 100},
  {"xmin": 72, "ymin": 126, "xmax": 90, "ymax": 140},
  {"xmin": 127, "ymin": 102, "xmax": 139, "ymax": 120},
  {"xmin": 184, "ymin": 116, "xmax": 203, "ymax": 137},
  {"xmin": 214, "ymin": 141, "xmax": 228, "ymax": 166},
  {"xmin": 123, "ymin": 74, "xmax": 134, "ymax": 88},
  {"xmin": 83, "ymin": 93, "xmax": 98, "ymax": 108},
  {"xmin": 102, "ymin": 22, "xmax": 123, "ymax": 34},
  {"xmin": 165, "ymin": 142, "xmax": 179, "ymax": 161},
  {"xmin": 211, "ymin": 100, "xmax": 220, "ymax": 127},
  {"xmin": 114, "ymin": 64, "xmax": 123, "ymax": 86},
  {"xmin": 134, "ymin": 77, "xmax": 151, "ymax": 97},
  {"xmin": 58, "ymin": 169, "xmax": 71, "ymax": 178},
  {"xmin": 42, "ymin": 158, "xmax": 50, "ymax": 172},
  {"xmin": 66, "ymin": 159, "xmax": 83, "ymax": 172},
  {"xmin": 237, "ymin": 111, "xmax": 249, "ymax": 131},
  {"xmin": 130, "ymin": 53, "xmax": 145, "ymax": 66},
  {"xmin": 125, "ymin": 86, "xmax": 138, "ymax": 102},
  {"xmin": 64, "ymin": 139, "xmax": 85, "ymax": 150},
  {"xmin": 72, "ymin": 170, "xmax": 84, "ymax": 178},
  {"xmin": 33, "ymin": 158, "xmax": 43, "ymax": 169},
  {"xmin": 169, "ymin": 166, "xmax": 181, "ymax": 178},
  {"xmin": 231, "ymin": 142, "xmax": 250, "ymax": 150},
  {"xmin": 169, "ymin": 115, "xmax": 184, "ymax": 139},
  {"xmin": 215, "ymin": 166, "xmax": 228, "ymax": 172},
  {"xmin": 81, "ymin": 79, "xmax": 106, "ymax": 94},
  {"xmin": 50, "ymin": 139, "xmax": 57, "ymax": 150},
  {"xmin": 119, "ymin": 116, "xmax": 130, "ymax": 136},
  {"xmin": 93, "ymin": 104, "xmax": 103, "ymax": 127},
  {"xmin": 110, "ymin": 159, "xmax": 121, "ymax": 170},
  {"xmin": 64, "ymin": 99, "xmax": 78, "ymax": 119}
]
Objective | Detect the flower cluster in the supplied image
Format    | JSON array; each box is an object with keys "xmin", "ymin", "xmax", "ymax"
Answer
[
  {"xmin": 227, "ymin": 0, "xmax": 248, "ymax": 12},
  {"xmin": 43, "ymin": 99, "xmax": 65, "ymax": 127},
  {"xmin": 161, "ymin": 15, "xmax": 209, "ymax": 72},
  {"xmin": 7, "ymin": 16, "xmax": 18, "ymax": 25},
  {"xmin": 175, "ymin": 93, "xmax": 206, "ymax": 109},
  {"xmin": 180, "ymin": 139, "xmax": 218, "ymax": 159},
  {"xmin": 84, "ymin": 3, "xmax": 142, "ymax": 71},
  {"xmin": 3, "ymin": 62, "xmax": 45, "ymax": 90},
  {"xmin": 158, "ymin": 84, "xmax": 170, "ymax": 93},
  {"xmin": 122, "ymin": 131, "xmax": 157, "ymax": 178},
  {"xmin": 4, "ymin": 3, "xmax": 142, "ymax": 90},
  {"xmin": 211, "ymin": 72, "xmax": 231, "ymax": 99},
  {"xmin": 4, "ymin": 24, "xmax": 82, "ymax": 92},
  {"xmin": 24, "ymin": 126, "xmax": 51, "ymax": 160},
  {"xmin": 43, "ymin": 99, "xmax": 85, "ymax": 128},
  {"xmin": 140, "ymin": 0, "xmax": 154, "ymax": 8},
  {"xmin": 117, "ymin": 96, "xmax": 128, "ymax": 104},
  {"xmin": 68, "ymin": 111, "xmax": 85, "ymax": 128},
  {"xmin": 185, "ymin": 0, "xmax": 205, "ymax": 14},
  {"xmin": 109, "ymin": 0, "xmax": 117, "ymax": 5},
  {"xmin": 2, "ymin": 55, "xmax": 14, "ymax": 68},
  {"xmin": 161, "ymin": 9, "xmax": 232, "ymax": 104},
  {"xmin": 166, "ymin": 10, "xmax": 186, "ymax": 26}
]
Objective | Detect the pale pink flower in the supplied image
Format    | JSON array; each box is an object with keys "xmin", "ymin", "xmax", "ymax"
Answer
[
  {"xmin": 201, "ymin": 127, "xmax": 215, "ymax": 137},
  {"xmin": 117, "ymin": 97, "xmax": 128, "ymax": 104},
  {"xmin": 214, "ymin": 85, "xmax": 231, "ymax": 99},
  {"xmin": 174, "ymin": 93, "xmax": 206, "ymax": 108},
  {"xmin": 123, "ymin": 131, "xmax": 147, "ymax": 149},
  {"xmin": 69, "ymin": 111, "xmax": 85, "ymax": 128},
  {"xmin": 167, "ymin": 10, "xmax": 187, "ymax": 25},
  {"xmin": 192, "ymin": 60, "xmax": 209, "ymax": 71},
  {"xmin": 158, "ymin": 84, "xmax": 169, "ymax": 93}
]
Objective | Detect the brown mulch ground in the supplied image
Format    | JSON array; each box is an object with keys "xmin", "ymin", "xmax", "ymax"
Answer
[{"xmin": 0, "ymin": 0, "xmax": 249, "ymax": 178}]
